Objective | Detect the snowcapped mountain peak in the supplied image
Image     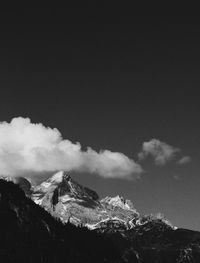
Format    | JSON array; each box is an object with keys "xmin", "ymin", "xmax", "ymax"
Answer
[
  {"xmin": 48, "ymin": 171, "xmax": 72, "ymax": 184},
  {"xmin": 33, "ymin": 171, "xmax": 72, "ymax": 194},
  {"xmin": 32, "ymin": 171, "xmax": 99, "ymax": 208},
  {"xmin": 101, "ymin": 195, "xmax": 138, "ymax": 213},
  {"xmin": 30, "ymin": 171, "xmax": 140, "ymax": 227},
  {"xmin": 50, "ymin": 171, "xmax": 65, "ymax": 184}
]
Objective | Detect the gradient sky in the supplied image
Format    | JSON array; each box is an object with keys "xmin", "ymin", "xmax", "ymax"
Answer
[{"xmin": 0, "ymin": 10, "xmax": 200, "ymax": 230}]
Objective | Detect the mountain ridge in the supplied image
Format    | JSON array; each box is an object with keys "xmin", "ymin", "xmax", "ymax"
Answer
[
  {"xmin": 1, "ymin": 172, "xmax": 175, "ymax": 231},
  {"xmin": 1, "ymin": 173, "xmax": 200, "ymax": 262}
]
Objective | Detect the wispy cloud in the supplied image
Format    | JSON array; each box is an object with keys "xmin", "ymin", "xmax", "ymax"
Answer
[
  {"xmin": 138, "ymin": 139, "xmax": 180, "ymax": 165},
  {"xmin": 0, "ymin": 117, "xmax": 143, "ymax": 180},
  {"xmin": 177, "ymin": 156, "xmax": 191, "ymax": 165}
]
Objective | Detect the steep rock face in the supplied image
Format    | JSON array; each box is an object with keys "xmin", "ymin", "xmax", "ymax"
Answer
[
  {"xmin": 32, "ymin": 171, "xmax": 99, "ymax": 205},
  {"xmin": 101, "ymin": 195, "xmax": 136, "ymax": 211},
  {"xmin": 31, "ymin": 171, "xmax": 139, "ymax": 227}
]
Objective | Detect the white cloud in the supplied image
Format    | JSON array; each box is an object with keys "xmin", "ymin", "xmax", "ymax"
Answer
[
  {"xmin": 177, "ymin": 156, "xmax": 191, "ymax": 165},
  {"xmin": 0, "ymin": 117, "xmax": 143, "ymax": 180},
  {"xmin": 138, "ymin": 138, "xmax": 180, "ymax": 165}
]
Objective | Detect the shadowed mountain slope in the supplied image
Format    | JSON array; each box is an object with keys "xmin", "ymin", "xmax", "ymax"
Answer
[{"xmin": 0, "ymin": 179, "xmax": 123, "ymax": 263}]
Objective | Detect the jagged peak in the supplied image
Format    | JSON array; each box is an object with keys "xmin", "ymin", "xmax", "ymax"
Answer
[
  {"xmin": 36, "ymin": 171, "xmax": 72, "ymax": 191},
  {"xmin": 49, "ymin": 171, "xmax": 71, "ymax": 184},
  {"xmin": 33, "ymin": 171, "xmax": 99, "ymax": 204},
  {"xmin": 101, "ymin": 195, "xmax": 138, "ymax": 213}
]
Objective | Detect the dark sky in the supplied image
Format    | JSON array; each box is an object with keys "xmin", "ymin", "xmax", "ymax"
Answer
[{"xmin": 0, "ymin": 10, "xmax": 200, "ymax": 230}]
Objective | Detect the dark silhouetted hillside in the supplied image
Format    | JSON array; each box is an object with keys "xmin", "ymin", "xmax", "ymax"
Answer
[{"xmin": 0, "ymin": 179, "xmax": 123, "ymax": 263}]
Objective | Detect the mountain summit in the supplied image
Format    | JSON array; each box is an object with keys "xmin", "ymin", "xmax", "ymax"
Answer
[
  {"xmin": 32, "ymin": 171, "xmax": 99, "ymax": 205},
  {"xmin": 31, "ymin": 171, "xmax": 139, "ymax": 228}
]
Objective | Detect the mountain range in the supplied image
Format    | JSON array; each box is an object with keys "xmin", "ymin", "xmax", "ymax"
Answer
[{"xmin": 1, "ymin": 171, "xmax": 200, "ymax": 262}]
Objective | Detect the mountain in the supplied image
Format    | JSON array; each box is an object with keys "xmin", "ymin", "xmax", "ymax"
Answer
[
  {"xmin": 0, "ymin": 179, "xmax": 122, "ymax": 263},
  {"xmin": 1, "ymin": 173, "xmax": 200, "ymax": 262},
  {"xmin": 31, "ymin": 171, "xmax": 139, "ymax": 228},
  {"xmin": 30, "ymin": 172, "xmax": 200, "ymax": 262}
]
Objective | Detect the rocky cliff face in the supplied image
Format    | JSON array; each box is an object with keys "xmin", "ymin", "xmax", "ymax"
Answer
[{"xmin": 31, "ymin": 171, "xmax": 139, "ymax": 228}]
